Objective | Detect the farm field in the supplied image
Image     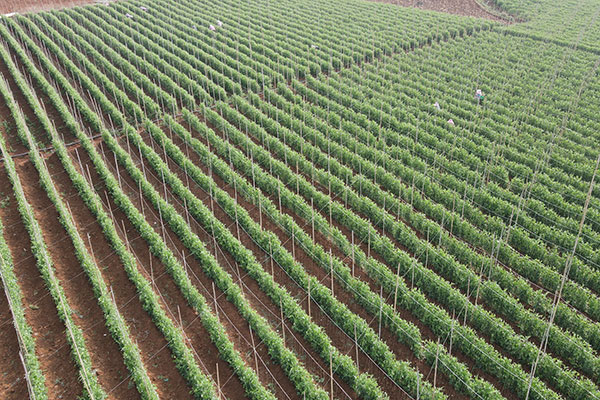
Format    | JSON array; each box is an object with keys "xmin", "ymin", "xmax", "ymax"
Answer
[{"xmin": 0, "ymin": 0, "xmax": 598, "ymax": 399}]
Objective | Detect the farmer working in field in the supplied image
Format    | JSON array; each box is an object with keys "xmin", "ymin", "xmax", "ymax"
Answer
[{"xmin": 475, "ymin": 89, "xmax": 485, "ymax": 104}]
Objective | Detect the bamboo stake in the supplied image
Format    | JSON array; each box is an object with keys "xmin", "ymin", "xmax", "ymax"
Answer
[
  {"xmin": 177, "ymin": 305, "xmax": 183, "ymax": 329},
  {"xmin": 280, "ymin": 297, "xmax": 286, "ymax": 344},
  {"xmin": 307, "ymin": 279, "xmax": 311, "ymax": 318},
  {"xmin": 311, "ymin": 197, "xmax": 315, "ymax": 241},
  {"xmin": 329, "ymin": 349, "xmax": 334, "ymax": 400},
  {"xmin": 433, "ymin": 338, "xmax": 440, "ymax": 387},
  {"xmin": 351, "ymin": 231, "xmax": 355, "ymax": 277},
  {"xmin": 411, "ymin": 260, "xmax": 415, "ymax": 289},
  {"xmin": 212, "ymin": 282, "xmax": 218, "ymax": 322},
  {"xmin": 449, "ymin": 310, "xmax": 455, "ymax": 355},
  {"xmin": 367, "ymin": 230, "xmax": 371, "ymax": 259},
  {"xmin": 464, "ymin": 275, "xmax": 470, "ymax": 326},
  {"xmin": 330, "ymin": 249, "xmax": 334, "ymax": 297},
  {"xmin": 270, "ymin": 241, "xmax": 274, "ymax": 277},
  {"xmin": 292, "ymin": 229, "xmax": 295, "ymax": 259},
  {"xmin": 354, "ymin": 322, "xmax": 359, "ymax": 370},
  {"xmin": 216, "ymin": 363, "xmax": 221, "ymax": 400},
  {"xmin": 394, "ymin": 262, "xmax": 400, "ymax": 313},
  {"xmin": 378, "ymin": 285, "xmax": 383, "ymax": 338},
  {"xmin": 250, "ymin": 326, "xmax": 259, "ymax": 373}
]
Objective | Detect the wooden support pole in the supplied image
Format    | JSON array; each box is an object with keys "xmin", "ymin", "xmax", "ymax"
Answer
[
  {"xmin": 411, "ymin": 260, "xmax": 415, "ymax": 289},
  {"xmin": 311, "ymin": 197, "xmax": 315, "ymax": 241},
  {"xmin": 234, "ymin": 200, "xmax": 240, "ymax": 241},
  {"xmin": 330, "ymin": 249, "xmax": 334, "ymax": 297},
  {"xmin": 464, "ymin": 275, "xmax": 470, "ymax": 326},
  {"xmin": 354, "ymin": 323, "xmax": 359, "ymax": 370},
  {"xmin": 216, "ymin": 363, "xmax": 221, "ymax": 400},
  {"xmin": 307, "ymin": 279, "xmax": 311, "ymax": 318},
  {"xmin": 177, "ymin": 305, "xmax": 183, "ymax": 329},
  {"xmin": 382, "ymin": 197, "xmax": 385, "ymax": 235},
  {"xmin": 330, "ymin": 349, "xmax": 334, "ymax": 400},
  {"xmin": 212, "ymin": 282, "xmax": 218, "ymax": 321},
  {"xmin": 250, "ymin": 326, "xmax": 259, "ymax": 373},
  {"xmin": 292, "ymin": 229, "xmax": 295, "ymax": 259},
  {"xmin": 367, "ymin": 230, "xmax": 371, "ymax": 259},
  {"xmin": 278, "ymin": 181, "xmax": 282, "ymax": 212},
  {"xmin": 449, "ymin": 310, "xmax": 455, "ymax": 356},
  {"xmin": 182, "ymin": 251, "xmax": 189, "ymax": 281},
  {"xmin": 259, "ymin": 198, "xmax": 263, "ymax": 230},
  {"xmin": 280, "ymin": 298, "xmax": 286, "ymax": 344},
  {"xmin": 148, "ymin": 247, "xmax": 154, "ymax": 287},
  {"xmin": 394, "ymin": 262, "xmax": 400, "ymax": 313},
  {"xmin": 378, "ymin": 285, "xmax": 383, "ymax": 338},
  {"xmin": 270, "ymin": 241, "xmax": 274, "ymax": 277},
  {"xmin": 351, "ymin": 231, "xmax": 355, "ymax": 277},
  {"xmin": 433, "ymin": 338, "xmax": 440, "ymax": 387},
  {"xmin": 114, "ymin": 152, "xmax": 121, "ymax": 188},
  {"xmin": 139, "ymin": 180, "xmax": 145, "ymax": 218}
]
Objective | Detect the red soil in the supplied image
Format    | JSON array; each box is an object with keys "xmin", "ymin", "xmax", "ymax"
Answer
[
  {"xmin": 0, "ymin": 0, "xmax": 100, "ymax": 14},
  {"xmin": 369, "ymin": 0, "xmax": 508, "ymax": 22}
]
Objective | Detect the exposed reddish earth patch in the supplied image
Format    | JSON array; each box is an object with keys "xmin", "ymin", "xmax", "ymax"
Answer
[
  {"xmin": 369, "ymin": 0, "xmax": 508, "ymax": 22},
  {"xmin": 0, "ymin": 0, "xmax": 103, "ymax": 14}
]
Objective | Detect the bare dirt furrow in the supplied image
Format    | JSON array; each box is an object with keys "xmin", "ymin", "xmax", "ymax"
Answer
[
  {"xmin": 367, "ymin": 0, "xmax": 510, "ymax": 22},
  {"xmin": 0, "ymin": 0, "xmax": 98, "ymax": 14}
]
